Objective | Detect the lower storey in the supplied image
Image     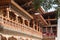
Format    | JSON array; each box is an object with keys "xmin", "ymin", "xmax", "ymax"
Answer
[
  {"xmin": 0, "ymin": 29, "xmax": 42, "ymax": 40},
  {"xmin": 42, "ymin": 38, "xmax": 55, "ymax": 40}
]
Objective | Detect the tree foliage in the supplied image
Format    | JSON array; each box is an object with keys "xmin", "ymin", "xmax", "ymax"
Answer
[
  {"xmin": 33, "ymin": 0, "xmax": 59, "ymax": 11},
  {"xmin": 33, "ymin": 0, "xmax": 44, "ymax": 10}
]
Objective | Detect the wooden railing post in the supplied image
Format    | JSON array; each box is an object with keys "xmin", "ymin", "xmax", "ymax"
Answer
[
  {"xmin": 51, "ymin": 27, "xmax": 52, "ymax": 33},
  {"xmin": 33, "ymin": 21, "xmax": 35, "ymax": 29}
]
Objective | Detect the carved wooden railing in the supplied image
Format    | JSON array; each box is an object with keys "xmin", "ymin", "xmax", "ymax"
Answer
[
  {"xmin": 0, "ymin": 15, "xmax": 42, "ymax": 38},
  {"xmin": 43, "ymin": 33, "xmax": 56, "ymax": 38},
  {"xmin": 43, "ymin": 35, "xmax": 55, "ymax": 38}
]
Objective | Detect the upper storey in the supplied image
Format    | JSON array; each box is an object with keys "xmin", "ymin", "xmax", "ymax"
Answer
[
  {"xmin": 0, "ymin": 0, "xmax": 33, "ymax": 20},
  {"xmin": 0, "ymin": 0, "xmax": 48, "ymax": 26},
  {"xmin": 0, "ymin": 0, "xmax": 42, "ymax": 39}
]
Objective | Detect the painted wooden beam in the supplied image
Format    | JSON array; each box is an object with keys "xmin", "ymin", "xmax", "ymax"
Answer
[
  {"xmin": 11, "ymin": 0, "xmax": 33, "ymax": 19},
  {"xmin": 46, "ymin": 19, "xmax": 57, "ymax": 21}
]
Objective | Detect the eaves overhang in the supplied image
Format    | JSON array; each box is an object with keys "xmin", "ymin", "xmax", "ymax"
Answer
[{"xmin": 11, "ymin": 0, "xmax": 33, "ymax": 19}]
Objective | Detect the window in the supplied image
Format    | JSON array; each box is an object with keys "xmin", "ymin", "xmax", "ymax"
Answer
[
  {"xmin": 25, "ymin": 20, "xmax": 28, "ymax": 26},
  {"xmin": 30, "ymin": 20, "xmax": 33, "ymax": 28},
  {"xmin": 9, "ymin": 11, "xmax": 16, "ymax": 21},
  {"xmin": 0, "ymin": 10, "xmax": 7, "ymax": 17},
  {"xmin": 47, "ymin": 27, "xmax": 51, "ymax": 33},
  {"xmin": 18, "ymin": 17, "xmax": 23, "ymax": 24},
  {"xmin": 3, "ymin": 10, "xmax": 7, "ymax": 17},
  {"xmin": 43, "ymin": 27, "xmax": 46, "ymax": 33}
]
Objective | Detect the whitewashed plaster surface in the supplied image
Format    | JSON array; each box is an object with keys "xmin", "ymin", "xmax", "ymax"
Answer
[{"xmin": 57, "ymin": 18, "xmax": 60, "ymax": 40}]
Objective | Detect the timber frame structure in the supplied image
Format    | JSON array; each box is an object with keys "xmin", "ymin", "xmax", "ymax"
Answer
[{"xmin": 0, "ymin": 0, "xmax": 57, "ymax": 40}]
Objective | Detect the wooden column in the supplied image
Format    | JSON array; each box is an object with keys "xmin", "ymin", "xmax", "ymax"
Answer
[
  {"xmin": 16, "ymin": 16, "xmax": 18, "ymax": 22},
  {"xmin": 37, "ymin": 23, "xmax": 38, "ymax": 31},
  {"xmin": 28, "ymin": 21, "xmax": 30, "ymax": 27},
  {"xmin": 0, "ymin": 10, "xmax": 4, "ymax": 23},
  {"xmin": 33, "ymin": 21, "xmax": 35, "ymax": 29},
  {"xmin": 39, "ymin": 26, "xmax": 40, "ymax": 32},
  {"xmin": 48, "ymin": 16, "xmax": 51, "ymax": 25},
  {"xmin": 0, "ymin": 10, "xmax": 3, "ymax": 16},
  {"xmin": 7, "ymin": 37, "xmax": 8, "ymax": 40},
  {"xmin": 0, "ymin": 34, "xmax": 1, "ymax": 40},
  {"xmin": 6, "ymin": 8, "xmax": 9, "ymax": 19},
  {"xmin": 23, "ymin": 19, "xmax": 25, "ymax": 25}
]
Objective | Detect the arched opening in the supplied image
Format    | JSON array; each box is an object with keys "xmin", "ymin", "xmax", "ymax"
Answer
[
  {"xmin": 35, "ymin": 26, "xmax": 37, "ymax": 30},
  {"xmin": 34, "ymin": 21, "xmax": 37, "ymax": 30},
  {"xmin": 1, "ymin": 36, "xmax": 7, "ymax": 40},
  {"xmin": 18, "ymin": 16, "xmax": 23, "ymax": 24},
  {"xmin": 9, "ymin": 11, "xmax": 16, "ymax": 21},
  {"xmin": 2, "ymin": 10, "xmax": 7, "ymax": 17},
  {"xmin": 0, "ymin": 35, "xmax": 7, "ymax": 40},
  {"xmin": 0, "ymin": 10, "xmax": 7, "ymax": 17},
  {"xmin": 8, "ymin": 36, "xmax": 17, "ymax": 40},
  {"xmin": 30, "ymin": 19, "xmax": 33, "ymax": 28},
  {"xmin": 24, "ymin": 20, "xmax": 28, "ymax": 26}
]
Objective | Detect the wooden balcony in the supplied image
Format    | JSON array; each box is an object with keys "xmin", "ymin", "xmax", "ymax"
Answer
[
  {"xmin": 43, "ymin": 35, "xmax": 55, "ymax": 38},
  {"xmin": 0, "ymin": 15, "xmax": 42, "ymax": 38},
  {"xmin": 43, "ymin": 33, "xmax": 56, "ymax": 38}
]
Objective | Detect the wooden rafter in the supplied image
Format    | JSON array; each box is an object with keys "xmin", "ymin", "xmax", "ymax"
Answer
[{"xmin": 46, "ymin": 19, "xmax": 57, "ymax": 21}]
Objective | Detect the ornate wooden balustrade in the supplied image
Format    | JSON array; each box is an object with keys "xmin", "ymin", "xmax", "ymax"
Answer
[
  {"xmin": 43, "ymin": 33, "xmax": 56, "ymax": 38},
  {"xmin": 0, "ymin": 15, "xmax": 42, "ymax": 38}
]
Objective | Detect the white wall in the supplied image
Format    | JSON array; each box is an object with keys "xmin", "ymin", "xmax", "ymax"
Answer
[{"xmin": 57, "ymin": 18, "xmax": 60, "ymax": 40}]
